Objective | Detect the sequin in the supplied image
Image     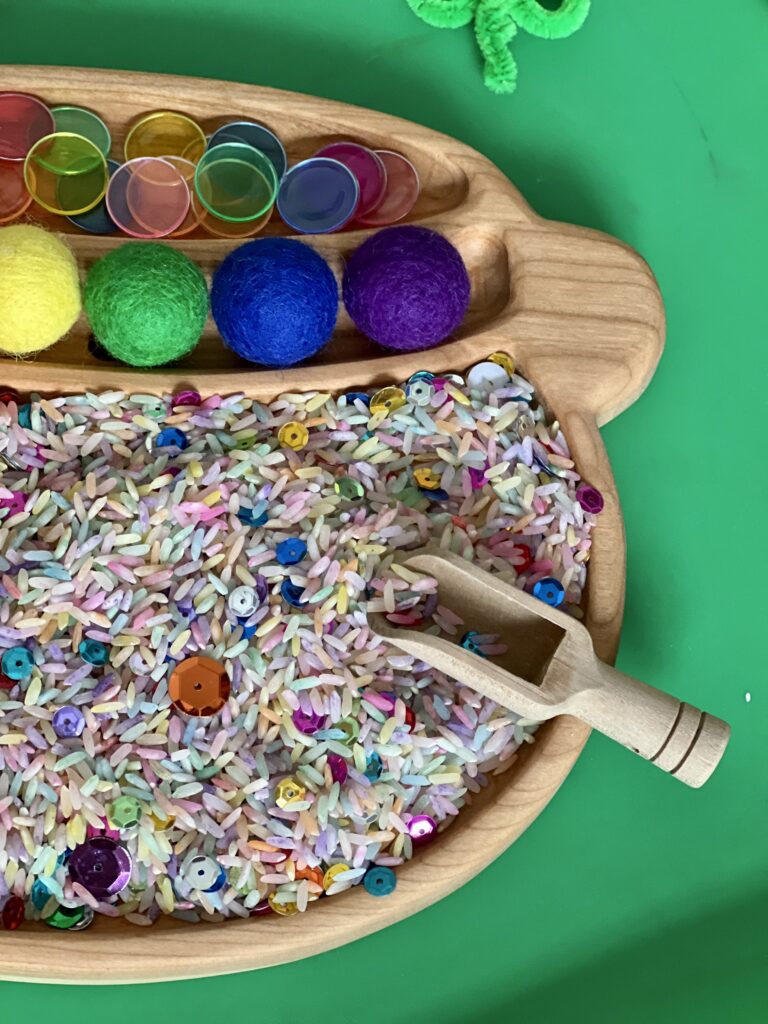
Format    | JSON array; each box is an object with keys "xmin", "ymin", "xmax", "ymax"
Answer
[
  {"xmin": 169, "ymin": 655, "xmax": 230, "ymax": 716},
  {"xmin": 79, "ymin": 639, "xmax": 109, "ymax": 667},
  {"xmin": 44, "ymin": 904, "xmax": 87, "ymax": 930},
  {"xmin": 108, "ymin": 795, "xmax": 143, "ymax": 829},
  {"xmin": 336, "ymin": 717, "xmax": 359, "ymax": 741},
  {"xmin": 467, "ymin": 361, "xmax": 510, "ymax": 390},
  {"xmin": 413, "ymin": 467, "xmax": 441, "ymax": 490},
  {"xmin": 268, "ymin": 893, "xmax": 298, "ymax": 915},
  {"xmin": 407, "ymin": 814, "xmax": 437, "ymax": 844},
  {"xmin": 276, "ymin": 537, "xmax": 307, "ymax": 566},
  {"xmin": 323, "ymin": 863, "xmax": 349, "ymax": 890},
  {"xmin": 228, "ymin": 585, "xmax": 259, "ymax": 617},
  {"xmin": 488, "ymin": 351, "xmax": 515, "ymax": 376},
  {"xmin": 460, "ymin": 630, "xmax": 486, "ymax": 656},
  {"xmin": 576, "ymin": 484, "xmax": 604, "ymax": 515},
  {"xmin": 0, "ymin": 647, "xmax": 33, "ymax": 680},
  {"xmin": 406, "ymin": 379, "xmax": 434, "ymax": 406},
  {"xmin": 364, "ymin": 752, "xmax": 383, "ymax": 780},
  {"xmin": 172, "ymin": 390, "xmax": 201, "ymax": 408},
  {"xmin": 343, "ymin": 391, "xmax": 371, "ymax": 406},
  {"xmin": 156, "ymin": 427, "xmax": 188, "ymax": 450},
  {"xmin": 327, "ymin": 753, "xmax": 348, "ymax": 784},
  {"xmin": 1, "ymin": 895, "xmax": 25, "ymax": 930},
  {"xmin": 334, "ymin": 477, "xmax": 364, "ymax": 500},
  {"xmin": 275, "ymin": 777, "xmax": 305, "ymax": 807},
  {"xmin": 237, "ymin": 503, "xmax": 268, "ymax": 527},
  {"xmin": 231, "ymin": 433, "xmax": 257, "ymax": 451},
  {"xmin": 293, "ymin": 707, "xmax": 326, "ymax": 735},
  {"xmin": 533, "ymin": 577, "xmax": 565, "ymax": 608},
  {"xmin": 68, "ymin": 837, "xmax": 132, "ymax": 897},
  {"xmin": 363, "ymin": 865, "xmax": 396, "ymax": 896},
  {"xmin": 181, "ymin": 855, "xmax": 225, "ymax": 892},
  {"xmin": 420, "ymin": 486, "xmax": 449, "ymax": 501},
  {"xmin": 514, "ymin": 413, "xmax": 535, "ymax": 439},
  {"xmin": 370, "ymin": 386, "xmax": 406, "ymax": 415},
  {"xmin": 281, "ymin": 580, "xmax": 307, "ymax": 608},
  {"xmin": 52, "ymin": 705, "xmax": 85, "ymax": 739},
  {"xmin": 278, "ymin": 421, "xmax": 309, "ymax": 450},
  {"xmin": 0, "ymin": 491, "xmax": 26, "ymax": 517}
]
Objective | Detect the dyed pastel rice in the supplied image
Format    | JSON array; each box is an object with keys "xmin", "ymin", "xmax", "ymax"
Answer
[{"xmin": 0, "ymin": 359, "xmax": 595, "ymax": 927}]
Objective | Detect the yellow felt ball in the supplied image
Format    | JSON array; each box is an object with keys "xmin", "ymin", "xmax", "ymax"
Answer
[{"xmin": 0, "ymin": 225, "xmax": 81, "ymax": 355}]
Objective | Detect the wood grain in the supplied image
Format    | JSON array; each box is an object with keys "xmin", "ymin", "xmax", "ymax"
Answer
[
  {"xmin": 371, "ymin": 549, "xmax": 729, "ymax": 788},
  {"xmin": 0, "ymin": 65, "xmax": 665, "ymax": 983}
]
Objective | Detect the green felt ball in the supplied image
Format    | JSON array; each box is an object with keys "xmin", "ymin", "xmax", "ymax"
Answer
[{"xmin": 84, "ymin": 243, "xmax": 208, "ymax": 367}]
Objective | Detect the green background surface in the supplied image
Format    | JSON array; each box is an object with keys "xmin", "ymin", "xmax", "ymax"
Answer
[{"xmin": 1, "ymin": 1, "xmax": 765, "ymax": 1019}]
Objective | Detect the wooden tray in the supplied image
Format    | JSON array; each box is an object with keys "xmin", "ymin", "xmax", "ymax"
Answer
[{"xmin": 0, "ymin": 66, "xmax": 665, "ymax": 983}]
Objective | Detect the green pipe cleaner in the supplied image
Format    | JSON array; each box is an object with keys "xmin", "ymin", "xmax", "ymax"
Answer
[{"xmin": 406, "ymin": 0, "xmax": 590, "ymax": 94}]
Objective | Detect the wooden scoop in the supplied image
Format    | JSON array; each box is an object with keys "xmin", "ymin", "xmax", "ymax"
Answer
[{"xmin": 370, "ymin": 549, "xmax": 730, "ymax": 788}]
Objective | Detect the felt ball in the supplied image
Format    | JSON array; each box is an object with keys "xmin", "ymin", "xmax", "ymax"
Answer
[
  {"xmin": 342, "ymin": 225, "xmax": 471, "ymax": 352},
  {"xmin": 0, "ymin": 225, "xmax": 81, "ymax": 356},
  {"xmin": 211, "ymin": 238, "xmax": 338, "ymax": 367},
  {"xmin": 84, "ymin": 243, "xmax": 208, "ymax": 367}
]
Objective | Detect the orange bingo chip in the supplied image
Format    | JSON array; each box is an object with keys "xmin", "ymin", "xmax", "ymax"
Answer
[{"xmin": 169, "ymin": 655, "xmax": 230, "ymax": 716}]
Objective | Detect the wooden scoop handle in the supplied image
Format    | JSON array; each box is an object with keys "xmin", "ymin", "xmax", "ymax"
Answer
[{"xmin": 565, "ymin": 660, "xmax": 730, "ymax": 788}]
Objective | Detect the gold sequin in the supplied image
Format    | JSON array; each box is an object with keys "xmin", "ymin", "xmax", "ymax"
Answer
[
  {"xmin": 275, "ymin": 777, "xmax": 305, "ymax": 807},
  {"xmin": 278, "ymin": 421, "xmax": 309, "ymax": 450},
  {"xmin": 413, "ymin": 467, "xmax": 441, "ymax": 490},
  {"xmin": 370, "ymin": 387, "xmax": 406, "ymax": 415},
  {"xmin": 489, "ymin": 351, "xmax": 515, "ymax": 376},
  {"xmin": 322, "ymin": 863, "xmax": 349, "ymax": 891},
  {"xmin": 268, "ymin": 893, "xmax": 299, "ymax": 915}
]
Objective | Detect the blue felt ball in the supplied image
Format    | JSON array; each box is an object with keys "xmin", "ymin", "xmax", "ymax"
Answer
[{"xmin": 211, "ymin": 238, "xmax": 338, "ymax": 367}]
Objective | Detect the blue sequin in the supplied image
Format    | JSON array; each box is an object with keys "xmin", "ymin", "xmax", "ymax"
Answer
[
  {"xmin": 419, "ymin": 487, "xmax": 450, "ymax": 501},
  {"xmin": 237, "ymin": 502, "xmax": 268, "ymax": 527},
  {"xmin": 18, "ymin": 404, "xmax": 32, "ymax": 429},
  {"xmin": 156, "ymin": 428, "xmax": 188, "ymax": 450},
  {"xmin": 238, "ymin": 618, "xmax": 257, "ymax": 640},
  {"xmin": 281, "ymin": 580, "xmax": 307, "ymax": 608},
  {"xmin": 203, "ymin": 865, "xmax": 228, "ymax": 893},
  {"xmin": 533, "ymin": 577, "xmax": 565, "ymax": 608},
  {"xmin": 344, "ymin": 391, "xmax": 371, "ymax": 406},
  {"xmin": 276, "ymin": 538, "xmax": 307, "ymax": 566}
]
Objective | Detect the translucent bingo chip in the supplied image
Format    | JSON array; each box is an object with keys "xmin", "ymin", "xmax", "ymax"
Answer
[
  {"xmin": 50, "ymin": 105, "xmax": 111, "ymax": 156},
  {"xmin": 194, "ymin": 141, "xmax": 278, "ymax": 223},
  {"xmin": 0, "ymin": 159, "xmax": 32, "ymax": 223},
  {"xmin": 163, "ymin": 156, "xmax": 202, "ymax": 238},
  {"xmin": 0, "ymin": 92, "xmax": 54, "ymax": 160},
  {"xmin": 356, "ymin": 150, "xmax": 420, "ymax": 227},
  {"xmin": 192, "ymin": 191, "xmax": 272, "ymax": 238},
  {"xmin": 67, "ymin": 159, "xmax": 120, "ymax": 234},
  {"xmin": 313, "ymin": 142, "xmax": 386, "ymax": 217},
  {"xmin": 124, "ymin": 110, "xmax": 206, "ymax": 163},
  {"xmin": 24, "ymin": 132, "xmax": 108, "ymax": 216},
  {"xmin": 207, "ymin": 120, "xmax": 287, "ymax": 181},
  {"xmin": 106, "ymin": 157, "xmax": 190, "ymax": 238},
  {"xmin": 277, "ymin": 157, "xmax": 359, "ymax": 233}
]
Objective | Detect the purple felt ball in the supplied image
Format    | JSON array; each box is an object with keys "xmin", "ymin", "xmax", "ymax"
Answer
[{"xmin": 342, "ymin": 226, "xmax": 471, "ymax": 352}]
